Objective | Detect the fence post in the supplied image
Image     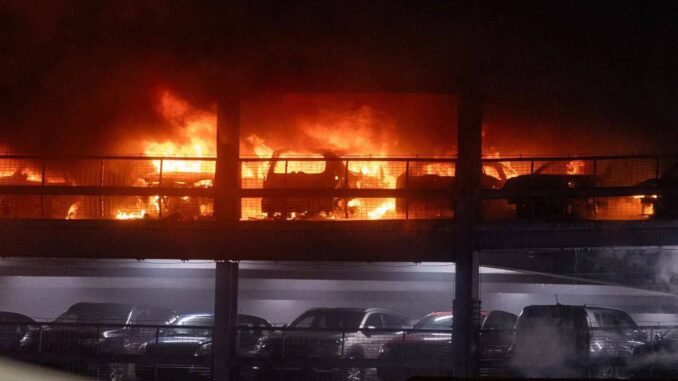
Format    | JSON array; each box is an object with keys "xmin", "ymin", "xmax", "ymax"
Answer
[
  {"xmin": 99, "ymin": 159, "xmax": 105, "ymax": 217},
  {"xmin": 405, "ymin": 160, "xmax": 410, "ymax": 220},
  {"xmin": 41, "ymin": 158, "xmax": 46, "ymax": 217},
  {"xmin": 344, "ymin": 160, "xmax": 350, "ymax": 219}
]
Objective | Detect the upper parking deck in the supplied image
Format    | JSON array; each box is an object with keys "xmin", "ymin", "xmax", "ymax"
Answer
[{"xmin": 0, "ymin": 153, "xmax": 674, "ymax": 222}]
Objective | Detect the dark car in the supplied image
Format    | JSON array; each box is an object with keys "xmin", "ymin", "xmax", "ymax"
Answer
[
  {"xmin": 136, "ymin": 313, "xmax": 271, "ymax": 381},
  {"xmin": 376, "ymin": 310, "xmax": 517, "ymax": 381},
  {"xmin": 252, "ymin": 307, "xmax": 409, "ymax": 381},
  {"xmin": 395, "ymin": 162, "xmax": 510, "ymax": 216},
  {"xmin": 20, "ymin": 302, "xmax": 177, "ymax": 377},
  {"xmin": 635, "ymin": 163, "xmax": 678, "ymax": 219},
  {"xmin": 629, "ymin": 327, "xmax": 678, "ymax": 378},
  {"xmin": 510, "ymin": 304, "xmax": 644, "ymax": 378},
  {"xmin": 0, "ymin": 312, "xmax": 36, "ymax": 355},
  {"xmin": 503, "ymin": 161, "xmax": 597, "ymax": 220},
  {"xmin": 262, "ymin": 150, "xmax": 346, "ymax": 219}
]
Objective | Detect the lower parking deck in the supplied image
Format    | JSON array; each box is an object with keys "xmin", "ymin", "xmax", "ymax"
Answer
[{"xmin": 0, "ymin": 258, "xmax": 677, "ymax": 380}]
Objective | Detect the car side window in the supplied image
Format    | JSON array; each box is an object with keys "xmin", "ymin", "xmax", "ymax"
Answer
[
  {"xmin": 130, "ymin": 309, "xmax": 150, "ymax": 324},
  {"xmin": 365, "ymin": 314, "xmax": 383, "ymax": 329},
  {"xmin": 292, "ymin": 313, "xmax": 317, "ymax": 328},
  {"xmin": 382, "ymin": 314, "xmax": 407, "ymax": 329},
  {"xmin": 149, "ymin": 308, "xmax": 176, "ymax": 324}
]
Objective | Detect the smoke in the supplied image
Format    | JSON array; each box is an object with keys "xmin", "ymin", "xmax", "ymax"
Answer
[{"xmin": 1, "ymin": 2, "xmax": 676, "ymax": 156}]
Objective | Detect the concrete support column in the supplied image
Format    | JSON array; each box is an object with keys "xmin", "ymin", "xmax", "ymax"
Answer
[
  {"xmin": 214, "ymin": 91, "xmax": 241, "ymax": 221},
  {"xmin": 213, "ymin": 92, "xmax": 241, "ymax": 381},
  {"xmin": 213, "ymin": 261, "xmax": 239, "ymax": 381},
  {"xmin": 452, "ymin": 79, "xmax": 483, "ymax": 377}
]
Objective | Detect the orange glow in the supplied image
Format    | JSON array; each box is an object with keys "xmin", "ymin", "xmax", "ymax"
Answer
[
  {"xmin": 567, "ymin": 160, "xmax": 586, "ymax": 175},
  {"xmin": 143, "ymin": 91, "xmax": 216, "ymax": 174},
  {"xmin": 65, "ymin": 202, "xmax": 79, "ymax": 220}
]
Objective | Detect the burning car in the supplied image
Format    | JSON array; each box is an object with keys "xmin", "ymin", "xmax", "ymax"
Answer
[
  {"xmin": 376, "ymin": 310, "xmax": 517, "ymax": 381},
  {"xmin": 395, "ymin": 162, "xmax": 512, "ymax": 217},
  {"xmin": 635, "ymin": 163, "xmax": 678, "ymax": 219},
  {"xmin": 262, "ymin": 150, "xmax": 346, "ymax": 219},
  {"xmin": 502, "ymin": 161, "xmax": 597, "ymax": 220},
  {"xmin": 0, "ymin": 168, "xmax": 77, "ymax": 219},
  {"xmin": 510, "ymin": 304, "xmax": 645, "ymax": 378}
]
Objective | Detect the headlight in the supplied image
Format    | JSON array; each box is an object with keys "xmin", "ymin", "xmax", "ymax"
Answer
[{"xmin": 194, "ymin": 343, "xmax": 212, "ymax": 357}]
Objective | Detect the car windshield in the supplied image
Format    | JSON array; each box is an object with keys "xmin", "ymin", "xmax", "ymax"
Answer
[
  {"xmin": 56, "ymin": 304, "xmax": 132, "ymax": 324},
  {"xmin": 414, "ymin": 314, "xmax": 453, "ymax": 330},
  {"xmin": 163, "ymin": 315, "xmax": 213, "ymax": 337},
  {"xmin": 289, "ymin": 310, "xmax": 364, "ymax": 330}
]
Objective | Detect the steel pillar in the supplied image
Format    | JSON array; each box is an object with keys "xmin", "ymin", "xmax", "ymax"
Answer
[{"xmin": 452, "ymin": 79, "xmax": 483, "ymax": 377}]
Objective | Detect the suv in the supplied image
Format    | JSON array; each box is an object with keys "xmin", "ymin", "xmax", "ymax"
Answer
[
  {"xmin": 262, "ymin": 150, "xmax": 346, "ymax": 219},
  {"xmin": 510, "ymin": 304, "xmax": 644, "ymax": 378},
  {"xmin": 252, "ymin": 307, "xmax": 408, "ymax": 380}
]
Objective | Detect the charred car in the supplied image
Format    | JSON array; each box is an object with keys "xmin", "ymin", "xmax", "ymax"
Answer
[
  {"xmin": 136, "ymin": 313, "xmax": 271, "ymax": 381},
  {"xmin": 395, "ymin": 162, "xmax": 511, "ymax": 216},
  {"xmin": 0, "ymin": 168, "xmax": 77, "ymax": 219},
  {"xmin": 502, "ymin": 161, "xmax": 597, "ymax": 220},
  {"xmin": 262, "ymin": 150, "xmax": 346, "ymax": 219},
  {"xmin": 138, "ymin": 171, "xmax": 214, "ymax": 220},
  {"xmin": 635, "ymin": 163, "xmax": 678, "ymax": 219},
  {"xmin": 251, "ymin": 307, "xmax": 409, "ymax": 381},
  {"xmin": 510, "ymin": 304, "xmax": 645, "ymax": 378},
  {"xmin": 376, "ymin": 310, "xmax": 517, "ymax": 381}
]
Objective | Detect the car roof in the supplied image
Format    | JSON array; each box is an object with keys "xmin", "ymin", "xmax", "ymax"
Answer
[{"xmin": 0, "ymin": 311, "xmax": 34, "ymax": 323}]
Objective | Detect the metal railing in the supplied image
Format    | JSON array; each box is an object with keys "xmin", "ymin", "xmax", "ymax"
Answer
[
  {"xmin": 0, "ymin": 153, "xmax": 676, "ymax": 221},
  {"xmin": 5, "ymin": 320, "xmax": 678, "ymax": 380}
]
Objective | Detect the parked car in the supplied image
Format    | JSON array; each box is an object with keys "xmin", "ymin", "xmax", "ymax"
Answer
[
  {"xmin": 503, "ymin": 161, "xmax": 597, "ymax": 220},
  {"xmin": 635, "ymin": 163, "xmax": 678, "ymax": 219},
  {"xmin": 510, "ymin": 304, "xmax": 645, "ymax": 378},
  {"xmin": 20, "ymin": 302, "xmax": 177, "ymax": 378},
  {"xmin": 376, "ymin": 310, "xmax": 517, "ymax": 381},
  {"xmin": 140, "ymin": 171, "xmax": 214, "ymax": 220},
  {"xmin": 135, "ymin": 313, "xmax": 271, "ymax": 381},
  {"xmin": 629, "ymin": 327, "xmax": 678, "ymax": 378},
  {"xmin": 0, "ymin": 312, "xmax": 36, "ymax": 355},
  {"xmin": 251, "ymin": 307, "xmax": 409, "ymax": 381},
  {"xmin": 262, "ymin": 150, "xmax": 346, "ymax": 219},
  {"xmin": 395, "ymin": 162, "xmax": 510, "ymax": 216}
]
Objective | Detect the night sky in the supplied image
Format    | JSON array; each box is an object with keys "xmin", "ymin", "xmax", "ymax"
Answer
[{"xmin": 1, "ymin": 1, "xmax": 677, "ymax": 155}]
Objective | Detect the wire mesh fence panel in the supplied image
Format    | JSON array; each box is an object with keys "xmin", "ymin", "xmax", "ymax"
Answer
[
  {"xmin": 346, "ymin": 160, "xmax": 405, "ymax": 190},
  {"xmin": 240, "ymin": 160, "xmax": 270, "ymax": 189},
  {"xmin": 101, "ymin": 159, "xmax": 157, "ymax": 187},
  {"xmin": 44, "ymin": 159, "xmax": 103, "ymax": 187},
  {"xmin": 0, "ymin": 195, "xmax": 44, "ymax": 218},
  {"xmin": 47, "ymin": 196, "xmax": 102, "ymax": 220},
  {"xmin": 0, "ymin": 158, "xmax": 43, "ymax": 185},
  {"xmin": 241, "ymin": 198, "xmax": 265, "ymax": 220},
  {"xmin": 595, "ymin": 158, "xmax": 658, "ymax": 187},
  {"xmin": 105, "ymin": 195, "xmax": 160, "ymax": 220}
]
